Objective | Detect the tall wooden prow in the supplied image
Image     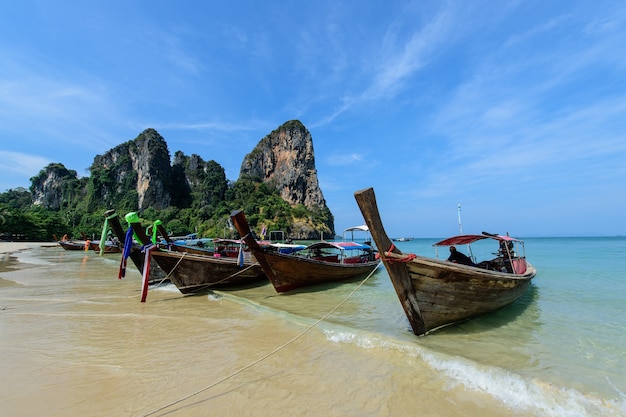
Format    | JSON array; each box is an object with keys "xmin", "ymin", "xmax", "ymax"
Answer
[
  {"xmin": 230, "ymin": 210, "xmax": 277, "ymax": 283},
  {"xmin": 354, "ymin": 187, "xmax": 426, "ymax": 336},
  {"xmin": 104, "ymin": 209, "xmax": 145, "ymax": 273},
  {"xmin": 156, "ymin": 224, "xmax": 174, "ymax": 245}
]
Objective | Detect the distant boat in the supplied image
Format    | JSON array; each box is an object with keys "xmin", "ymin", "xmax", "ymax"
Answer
[
  {"xmin": 57, "ymin": 240, "xmax": 86, "ymax": 251},
  {"xmin": 53, "ymin": 234, "xmax": 87, "ymax": 251},
  {"xmin": 165, "ymin": 233, "xmax": 213, "ymax": 248},
  {"xmin": 392, "ymin": 237, "xmax": 414, "ymax": 242},
  {"xmin": 88, "ymin": 240, "xmax": 122, "ymax": 254},
  {"xmin": 151, "ymin": 224, "xmax": 216, "ymax": 256},
  {"xmin": 230, "ymin": 210, "xmax": 381, "ymax": 293},
  {"xmin": 354, "ymin": 187, "xmax": 536, "ymax": 336}
]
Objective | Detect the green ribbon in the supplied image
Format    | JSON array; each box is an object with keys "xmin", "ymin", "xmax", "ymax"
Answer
[
  {"xmin": 124, "ymin": 212, "xmax": 141, "ymax": 243},
  {"xmin": 151, "ymin": 220, "xmax": 162, "ymax": 244},
  {"xmin": 99, "ymin": 211, "xmax": 119, "ymax": 256}
]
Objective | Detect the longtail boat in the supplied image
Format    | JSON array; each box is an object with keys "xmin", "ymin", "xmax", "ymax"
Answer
[
  {"xmin": 53, "ymin": 234, "xmax": 87, "ymax": 251},
  {"xmin": 230, "ymin": 210, "xmax": 380, "ymax": 293},
  {"xmin": 124, "ymin": 214, "xmax": 266, "ymax": 294},
  {"xmin": 354, "ymin": 187, "xmax": 536, "ymax": 336},
  {"xmin": 103, "ymin": 210, "xmax": 167, "ymax": 284},
  {"xmin": 57, "ymin": 240, "xmax": 87, "ymax": 251},
  {"xmin": 88, "ymin": 240, "xmax": 122, "ymax": 254},
  {"xmin": 148, "ymin": 249, "xmax": 266, "ymax": 293},
  {"xmin": 148, "ymin": 222, "xmax": 216, "ymax": 256}
]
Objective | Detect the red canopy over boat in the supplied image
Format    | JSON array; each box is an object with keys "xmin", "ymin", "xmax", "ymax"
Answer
[{"xmin": 433, "ymin": 233, "xmax": 520, "ymax": 247}]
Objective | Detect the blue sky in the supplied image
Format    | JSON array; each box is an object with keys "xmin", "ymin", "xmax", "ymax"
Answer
[{"xmin": 1, "ymin": 1, "xmax": 625, "ymax": 238}]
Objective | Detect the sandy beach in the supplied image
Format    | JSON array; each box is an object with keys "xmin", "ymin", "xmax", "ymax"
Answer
[
  {"xmin": 0, "ymin": 243, "xmax": 532, "ymax": 417},
  {"xmin": 0, "ymin": 242, "xmax": 51, "ymax": 272},
  {"xmin": 2, "ymin": 241, "xmax": 625, "ymax": 416},
  {"xmin": 0, "ymin": 241, "xmax": 51, "ymax": 255}
]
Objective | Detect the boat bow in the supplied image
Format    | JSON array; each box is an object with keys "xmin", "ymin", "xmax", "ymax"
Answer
[{"xmin": 354, "ymin": 187, "xmax": 427, "ymax": 335}]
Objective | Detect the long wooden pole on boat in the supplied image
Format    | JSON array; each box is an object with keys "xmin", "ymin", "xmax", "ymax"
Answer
[
  {"xmin": 156, "ymin": 224, "xmax": 174, "ymax": 245},
  {"xmin": 104, "ymin": 210, "xmax": 123, "ymax": 241},
  {"xmin": 124, "ymin": 215, "xmax": 155, "ymax": 246},
  {"xmin": 230, "ymin": 210, "xmax": 277, "ymax": 283},
  {"xmin": 354, "ymin": 187, "xmax": 426, "ymax": 336},
  {"xmin": 104, "ymin": 209, "xmax": 146, "ymax": 273},
  {"xmin": 124, "ymin": 213, "xmax": 162, "ymax": 302}
]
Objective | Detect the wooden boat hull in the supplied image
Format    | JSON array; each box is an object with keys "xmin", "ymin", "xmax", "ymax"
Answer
[
  {"xmin": 246, "ymin": 249, "xmax": 380, "ymax": 292},
  {"xmin": 150, "ymin": 250, "xmax": 266, "ymax": 294},
  {"xmin": 354, "ymin": 187, "xmax": 536, "ymax": 335},
  {"xmin": 89, "ymin": 241, "xmax": 122, "ymax": 254},
  {"xmin": 58, "ymin": 241, "xmax": 86, "ymax": 251},
  {"xmin": 229, "ymin": 209, "xmax": 380, "ymax": 293},
  {"xmin": 386, "ymin": 251, "xmax": 534, "ymax": 332}
]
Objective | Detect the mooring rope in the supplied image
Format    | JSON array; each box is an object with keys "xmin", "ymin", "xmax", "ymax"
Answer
[
  {"xmin": 203, "ymin": 260, "xmax": 260, "ymax": 287},
  {"xmin": 141, "ymin": 262, "xmax": 382, "ymax": 417},
  {"xmin": 381, "ymin": 243, "xmax": 417, "ymax": 263},
  {"xmin": 150, "ymin": 250, "xmax": 259, "ymax": 291},
  {"xmin": 151, "ymin": 251, "xmax": 188, "ymax": 288}
]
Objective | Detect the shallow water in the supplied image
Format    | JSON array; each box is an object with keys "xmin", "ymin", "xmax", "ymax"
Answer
[{"xmin": 1, "ymin": 240, "xmax": 625, "ymax": 416}]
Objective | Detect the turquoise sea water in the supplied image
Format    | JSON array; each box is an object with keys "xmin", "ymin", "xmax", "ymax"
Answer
[
  {"xmin": 221, "ymin": 236, "xmax": 626, "ymax": 416},
  {"xmin": 2, "ymin": 237, "xmax": 625, "ymax": 416}
]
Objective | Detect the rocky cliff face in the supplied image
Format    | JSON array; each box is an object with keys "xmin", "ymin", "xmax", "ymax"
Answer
[
  {"xmin": 239, "ymin": 120, "xmax": 327, "ymax": 210},
  {"xmin": 30, "ymin": 163, "xmax": 81, "ymax": 210},
  {"xmin": 90, "ymin": 128, "xmax": 172, "ymax": 211},
  {"xmin": 27, "ymin": 121, "xmax": 334, "ymax": 239},
  {"xmin": 172, "ymin": 151, "xmax": 228, "ymax": 208}
]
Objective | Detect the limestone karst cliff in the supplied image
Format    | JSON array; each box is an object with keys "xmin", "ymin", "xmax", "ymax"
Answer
[
  {"xmin": 239, "ymin": 120, "xmax": 334, "ymax": 237},
  {"xmin": 26, "ymin": 121, "xmax": 334, "ymax": 239},
  {"xmin": 30, "ymin": 163, "xmax": 84, "ymax": 210},
  {"xmin": 89, "ymin": 128, "xmax": 172, "ymax": 211},
  {"xmin": 239, "ymin": 120, "xmax": 327, "ymax": 211},
  {"xmin": 172, "ymin": 151, "xmax": 228, "ymax": 209}
]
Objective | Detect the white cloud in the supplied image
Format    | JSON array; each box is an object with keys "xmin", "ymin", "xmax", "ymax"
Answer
[
  {"xmin": 326, "ymin": 153, "xmax": 364, "ymax": 166},
  {"xmin": 0, "ymin": 151, "xmax": 50, "ymax": 177}
]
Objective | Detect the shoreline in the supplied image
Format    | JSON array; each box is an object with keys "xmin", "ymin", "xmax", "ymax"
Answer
[
  {"xmin": 0, "ymin": 242, "xmax": 52, "ymax": 272},
  {"xmin": 1, "ymin": 240, "xmax": 624, "ymax": 416},
  {"xmin": 0, "ymin": 245, "xmax": 530, "ymax": 417},
  {"xmin": 0, "ymin": 242, "xmax": 52, "ymax": 255}
]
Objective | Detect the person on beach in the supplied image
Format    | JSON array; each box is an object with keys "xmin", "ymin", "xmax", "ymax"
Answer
[{"xmin": 447, "ymin": 246, "xmax": 475, "ymax": 266}]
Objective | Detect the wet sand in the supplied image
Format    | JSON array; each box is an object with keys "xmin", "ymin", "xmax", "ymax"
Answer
[
  {"xmin": 0, "ymin": 242, "xmax": 50, "ymax": 272},
  {"xmin": 0, "ymin": 243, "xmax": 536, "ymax": 417},
  {"xmin": 0, "ymin": 241, "xmax": 52, "ymax": 254}
]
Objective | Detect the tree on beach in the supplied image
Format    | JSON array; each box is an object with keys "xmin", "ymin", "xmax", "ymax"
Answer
[{"xmin": 0, "ymin": 207, "xmax": 10, "ymax": 225}]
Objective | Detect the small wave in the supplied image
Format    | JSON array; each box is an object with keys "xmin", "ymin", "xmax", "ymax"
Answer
[
  {"xmin": 213, "ymin": 290, "xmax": 625, "ymax": 417},
  {"xmin": 150, "ymin": 283, "xmax": 179, "ymax": 293},
  {"xmin": 0, "ymin": 277, "xmax": 23, "ymax": 287},
  {"xmin": 12, "ymin": 252, "xmax": 54, "ymax": 266},
  {"xmin": 323, "ymin": 328, "xmax": 626, "ymax": 417},
  {"xmin": 422, "ymin": 350, "xmax": 626, "ymax": 417},
  {"xmin": 207, "ymin": 292, "xmax": 223, "ymax": 301}
]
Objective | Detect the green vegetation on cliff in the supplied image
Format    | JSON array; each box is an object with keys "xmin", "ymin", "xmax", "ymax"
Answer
[
  {"xmin": 0, "ymin": 172, "xmax": 334, "ymax": 242},
  {"xmin": 1, "ymin": 124, "xmax": 334, "ymax": 242}
]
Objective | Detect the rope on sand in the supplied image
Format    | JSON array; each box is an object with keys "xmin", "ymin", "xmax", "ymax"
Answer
[{"xmin": 141, "ymin": 262, "xmax": 382, "ymax": 417}]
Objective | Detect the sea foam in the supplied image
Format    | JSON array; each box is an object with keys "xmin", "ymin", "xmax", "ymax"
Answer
[{"xmin": 323, "ymin": 326, "xmax": 626, "ymax": 417}]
